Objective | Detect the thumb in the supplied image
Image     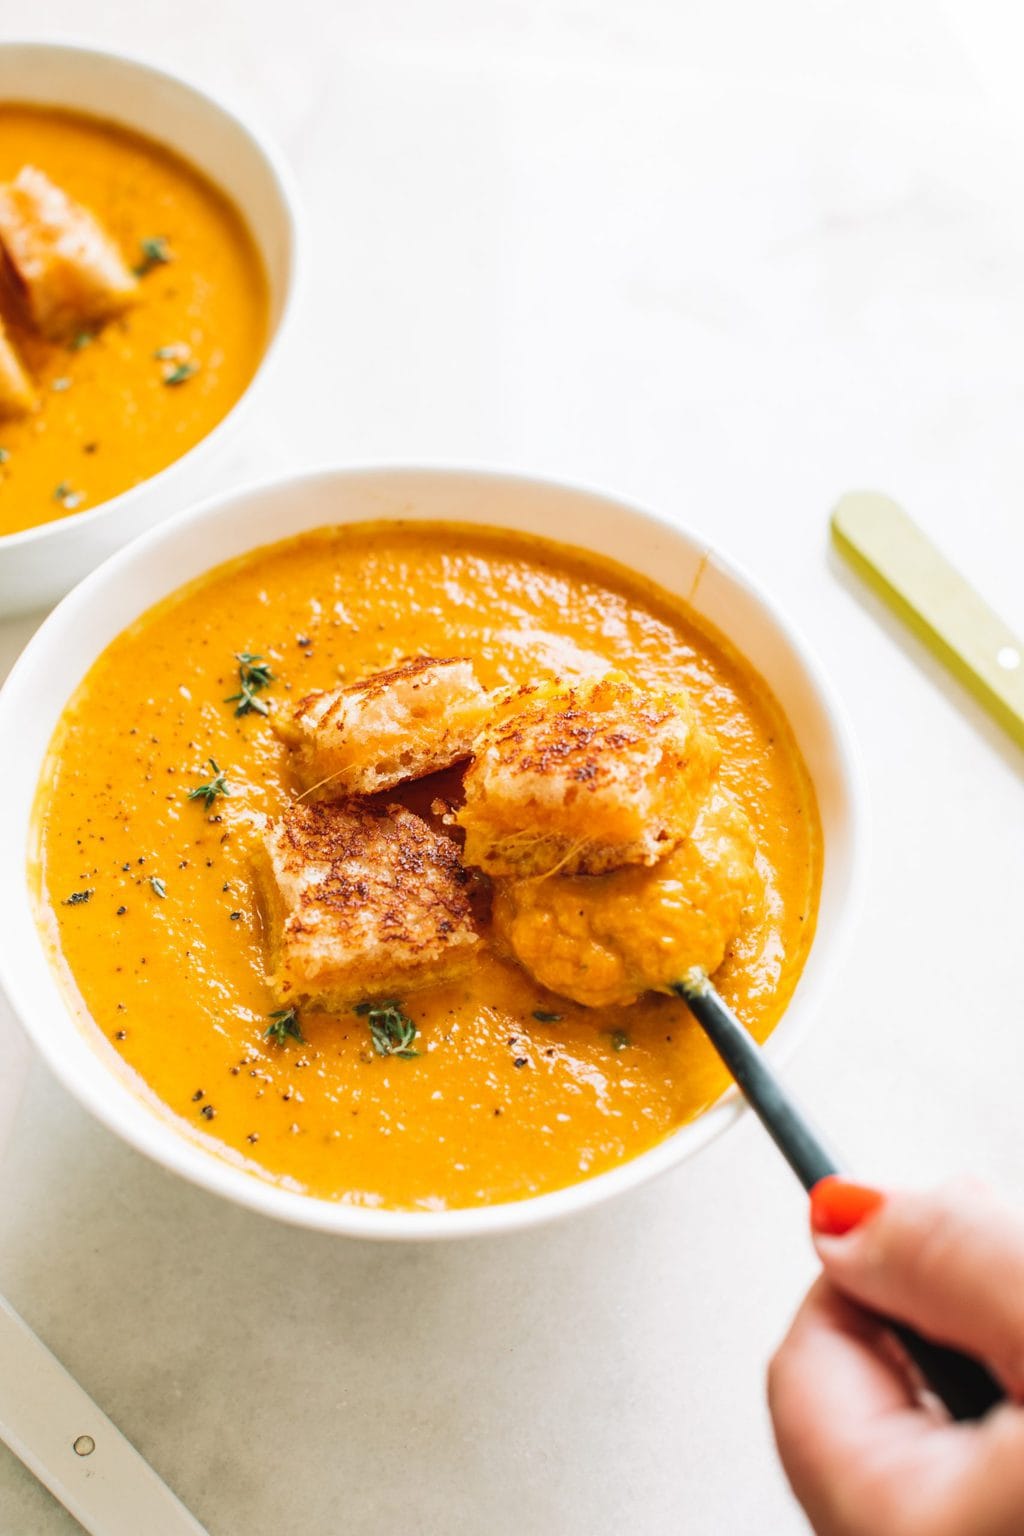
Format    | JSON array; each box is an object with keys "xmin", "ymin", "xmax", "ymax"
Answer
[{"xmin": 811, "ymin": 1178, "xmax": 1024, "ymax": 1399}]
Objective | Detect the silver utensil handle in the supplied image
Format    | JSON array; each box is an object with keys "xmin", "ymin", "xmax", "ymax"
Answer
[{"xmin": 0, "ymin": 1293, "xmax": 209, "ymax": 1536}]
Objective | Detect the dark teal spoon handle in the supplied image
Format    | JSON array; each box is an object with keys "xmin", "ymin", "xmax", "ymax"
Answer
[{"xmin": 673, "ymin": 977, "xmax": 1004, "ymax": 1422}]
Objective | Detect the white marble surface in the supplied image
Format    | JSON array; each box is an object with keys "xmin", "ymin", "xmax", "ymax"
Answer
[{"xmin": 1, "ymin": 3, "xmax": 1023, "ymax": 1532}]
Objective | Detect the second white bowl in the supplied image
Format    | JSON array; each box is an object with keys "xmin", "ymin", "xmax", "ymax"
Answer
[{"xmin": 0, "ymin": 41, "xmax": 301, "ymax": 615}]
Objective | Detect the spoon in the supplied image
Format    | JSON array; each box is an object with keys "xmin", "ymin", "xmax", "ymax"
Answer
[{"xmin": 674, "ymin": 969, "xmax": 1005, "ymax": 1421}]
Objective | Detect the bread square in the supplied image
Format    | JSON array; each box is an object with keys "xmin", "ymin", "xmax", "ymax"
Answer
[
  {"xmin": 282, "ymin": 656, "xmax": 490, "ymax": 799},
  {"xmin": 457, "ymin": 673, "xmax": 719, "ymax": 876},
  {"xmin": 258, "ymin": 799, "xmax": 480, "ymax": 1008}
]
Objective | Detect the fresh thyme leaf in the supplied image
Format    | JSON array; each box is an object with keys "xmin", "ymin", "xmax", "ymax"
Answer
[
  {"xmin": 53, "ymin": 482, "xmax": 83, "ymax": 510},
  {"xmin": 610, "ymin": 1029, "xmax": 630, "ymax": 1052},
  {"xmin": 228, "ymin": 687, "xmax": 269, "ymax": 717},
  {"xmin": 162, "ymin": 361, "xmax": 198, "ymax": 387},
  {"xmin": 51, "ymin": 376, "xmax": 72, "ymax": 392},
  {"xmin": 70, "ymin": 331, "xmax": 93, "ymax": 351},
  {"xmin": 237, "ymin": 653, "xmax": 273, "ymax": 687},
  {"xmin": 355, "ymin": 999, "xmax": 419, "ymax": 1058},
  {"xmin": 265, "ymin": 1007, "xmax": 304, "ymax": 1046},
  {"xmin": 532, "ymin": 1009, "xmax": 563, "ymax": 1023},
  {"xmin": 134, "ymin": 235, "xmax": 172, "ymax": 276},
  {"xmin": 0, "ymin": 447, "xmax": 9, "ymax": 464},
  {"xmin": 153, "ymin": 344, "xmax": 186, "ymax": 360},
  {"xmin": 186, "ymin": 758, "xmax": 230, "ymax": 809},
  {"xmin": 62, "ymin": 889, "xmax": 93, "ymax": 906},
  {"xmin": 150, "ymin": 875, "xmax": 167, "ymax": 899},
  {"xmin": 225, "ymin": 652, "xmax": 274, "ymax": 717}
]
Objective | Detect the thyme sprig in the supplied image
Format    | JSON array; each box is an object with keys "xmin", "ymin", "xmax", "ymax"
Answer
[
  {"xmin": 186, "ymin": 759, "xmax": 230, "ymax": 809},
  {"xmin": 134, "ymin": 236, "xmax": 172, "ymax": 276},
  {"xmin": 53, "ymin": 481, "xmax": 83, "ymax": 510},
  {"xmin": 356, "ymin": 1000, "xmax": 419, "ymax": 1059},
  {"xmin": 162, "ymin": 361, "xmax": 198, "ymax": 387},
  {"xmin": 225, "ymin": 653, "xmax": 274, "ymax": 717},
  {"xmin": 265, "ymin": 1007, "xmax": 304, "ymax": 1046}
]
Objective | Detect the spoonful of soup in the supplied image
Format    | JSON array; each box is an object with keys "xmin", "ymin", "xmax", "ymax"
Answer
[{"xmin": 462, "ymin": 671, "xmax": 1003, "ymax": 1423}]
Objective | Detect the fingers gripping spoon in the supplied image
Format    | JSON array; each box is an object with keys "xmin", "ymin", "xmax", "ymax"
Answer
[
  {"xmin": 673, "ymin": 970, "xmax": 1005, "ymax": 1422},
  {"xmin": 0, "ymin": 1293, "xmax": 209, "ymax": 1536}
]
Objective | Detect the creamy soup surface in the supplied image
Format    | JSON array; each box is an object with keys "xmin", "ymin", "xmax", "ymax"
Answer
[
  {"xmin": 34, "ymin": 523, "xmax": 822, "ymax": 1211},
  {"xmin": 0, "ymin": 104, "xmax": 268, "ymax": 537}
]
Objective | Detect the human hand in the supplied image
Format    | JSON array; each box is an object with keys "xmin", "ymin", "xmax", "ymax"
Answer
[{"xmin": 768, "ymin": 1178, "xmax": 1024, "ymax": 1536}]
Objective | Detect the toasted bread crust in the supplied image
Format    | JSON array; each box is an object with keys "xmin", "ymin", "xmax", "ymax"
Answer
[
  {"xmin": 457, "ymin": 673, "xmax": 720, "ymax": 876},
  {"xmin": 0, "ymin": 316, "xmax": 34, "ymax": 418},
  {"xmin": 283, "ymin": 655, "xmax": 490, "ymax": 799},
  {"xmin": 259, "ymin": 799, "xmax": 479, "ymax": 1008},
  {"xmin": 0, "ymin": 166, "xmax": 137, "ymax": 340}
]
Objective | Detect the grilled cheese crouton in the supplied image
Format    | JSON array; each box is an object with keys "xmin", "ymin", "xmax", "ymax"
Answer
[
  {"xmin": 493, "ymin": 789, "xmax": 760, "ymax": 1008},
  {"xmin": 0, "ymin": 316, "xmax": 35, "ymax": 418},
  {"xmin": 0, "ymin": 167, "xmax": 137, "ymax": 340},
  {"xmin": 258, "ymin": 800, "xmax": 480, "ymax": 1009},
  {"xmin": 457, "ymin": 672, "xmax": 719, "ymax": 876},
  {"xmin": 283, "ymin": 656, "xmax": 490, "ymax": 799}
]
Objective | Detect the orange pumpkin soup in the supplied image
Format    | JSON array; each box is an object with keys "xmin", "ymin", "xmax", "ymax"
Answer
[
  {"xmin": 32, "ymin": 524, "xmax": 822, "ymax": 1211},
  {"xmin": 0, "ymin": 105, "xmax": 267, "ymax": 537}
]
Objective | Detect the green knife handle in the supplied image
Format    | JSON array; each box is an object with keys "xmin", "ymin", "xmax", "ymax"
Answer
[{"xmin": 831, "ymin": 492, "xmax": 1024, "ymax": 748}]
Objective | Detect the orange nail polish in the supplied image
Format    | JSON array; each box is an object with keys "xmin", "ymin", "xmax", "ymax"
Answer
[{"xmin": 810, "ymin": 1176, "xmax": 885, "ymax": 1236}]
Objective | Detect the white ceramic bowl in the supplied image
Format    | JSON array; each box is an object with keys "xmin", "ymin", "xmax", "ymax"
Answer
[
  {"xmin": 0, "ymin": 41, "xmax": 301, "ymax": 615},
  {"xmin": 0, "ymin": 469, "xmax": 864, "ymax": 1239}
]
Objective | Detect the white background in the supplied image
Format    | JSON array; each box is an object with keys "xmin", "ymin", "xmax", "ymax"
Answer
[{"xmin": 1, "ymin": 3, "xmax": 1023, "ymax": 1532}]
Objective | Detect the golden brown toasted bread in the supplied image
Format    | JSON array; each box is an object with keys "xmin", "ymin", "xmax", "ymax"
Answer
[
  {"xmin": 282, "ymin": 656, "xmax": 490, "ymax": 799},
  {"xmin": 257, "ymin": 799, "xmax": 480, "ymax": 1009},
  {"xmin": 0, "ymin": 167, "xmax": 137, "ymax": 340},
  {"xmin": 456, "ymin": 672, "xmax": 719, "ymax": 876},
  {"xmin": 492, "ymin": 789, "xmax": 760, "ymax": 1008},
  {"xmin": 0, "ymin": 315, "xmax": 34, "ymax": 418}
]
